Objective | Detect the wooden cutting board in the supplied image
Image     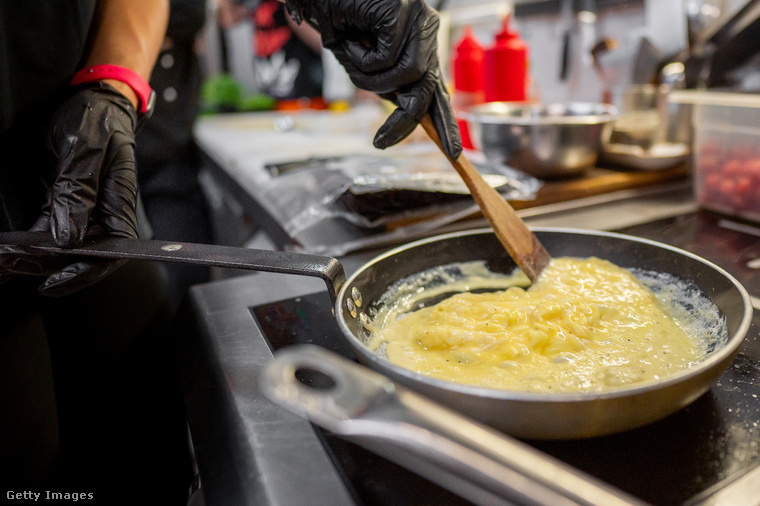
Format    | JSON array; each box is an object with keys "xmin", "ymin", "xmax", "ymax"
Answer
[
  {"xmin": 509, "ymin": 164, "xmax": 689, "ymax": 211},
  {"xmin": 384, "ymin": 163, "xmax": 689, "ymax": 231}
]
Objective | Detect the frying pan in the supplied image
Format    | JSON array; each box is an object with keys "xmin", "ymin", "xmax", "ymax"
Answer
[
  {"xmin": 335, "ymin": 228, "xmax": 752, "ymax": 439},
  {"xmin": 1, "ymin": 227, "xmax": 752, "ymax": 439}
]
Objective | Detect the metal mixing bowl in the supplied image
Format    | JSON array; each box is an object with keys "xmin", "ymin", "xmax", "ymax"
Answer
[{"xmin": 464, "ymin": 102, "xmax": 617, "ymax": 179}]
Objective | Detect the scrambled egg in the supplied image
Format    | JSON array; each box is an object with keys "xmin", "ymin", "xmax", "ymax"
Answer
[{"xmin": 367, "ymin": 257, "xmax": 707, "ymax": 393}]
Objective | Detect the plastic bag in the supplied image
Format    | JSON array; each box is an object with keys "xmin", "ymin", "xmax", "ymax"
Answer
[{"xmin": 261, "ymin": 148, "xmax": 542, "ymax": 252}]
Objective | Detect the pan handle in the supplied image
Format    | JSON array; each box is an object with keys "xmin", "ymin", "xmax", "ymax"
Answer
[
  {"xmin": 260, "ymin": 345, "xmax": 648, "ymax": 506},
  {"xmin": 0, "ymin": 231, "xmax": 346, "ymax": 303}
]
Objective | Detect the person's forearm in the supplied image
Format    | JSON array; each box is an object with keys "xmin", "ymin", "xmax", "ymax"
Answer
[
  {"xmin": 82, "ymin": 0, "xmax": 170, "ymax": 109},
  {"xmin": 285, "ymin": 9, "xmax": 322, "ymax": 55}
]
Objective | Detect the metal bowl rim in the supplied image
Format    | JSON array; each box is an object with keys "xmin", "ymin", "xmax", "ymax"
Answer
[{"xmin": 461, "ymin": 102, "xmax": 618, "ymax": 126}]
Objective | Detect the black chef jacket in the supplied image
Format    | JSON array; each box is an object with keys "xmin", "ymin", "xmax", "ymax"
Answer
[{"xmin": 0, "ymin": 0, "xmax": 97, "ymax": 231}]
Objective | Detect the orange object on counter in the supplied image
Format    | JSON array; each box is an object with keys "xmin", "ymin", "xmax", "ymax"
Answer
[{"xmin": 275, "ymin": 96, "xmax": 329, "ymax": 111}]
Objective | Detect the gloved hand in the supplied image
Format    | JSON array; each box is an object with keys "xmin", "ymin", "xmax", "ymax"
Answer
[
  {"xmin": 0, "ymin": 82, "xmax": 140, "ymax": 296},
  {"xmin": 286, "ymin": 0, "xmax": 462, "ymax": 161}
]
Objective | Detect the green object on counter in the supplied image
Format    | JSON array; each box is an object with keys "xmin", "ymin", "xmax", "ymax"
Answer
[
  {"xmin": 241, "ymin": 93, "xmax": 277, "ymax": 111},
  {"xmin": 200, "ymin": 73, "xmax": 276, "ymax": 114},
  {"xmin": 201, "ymin": 73, "xmax": 242, "ymax": 113}
]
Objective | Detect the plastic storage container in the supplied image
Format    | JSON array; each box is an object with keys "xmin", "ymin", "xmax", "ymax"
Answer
[{"xmin": 670, "ymin": 90, "xmax": 760, "ymax": 223}]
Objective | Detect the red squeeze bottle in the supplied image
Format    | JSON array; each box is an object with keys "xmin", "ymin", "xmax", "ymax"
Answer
[
  {"xmin": 484, "ymin": 15, "xmax": 528, "ymax": 103},
  {"xmin": 452, "ymin": 26, "xmax": 485, "ymax": 150}
]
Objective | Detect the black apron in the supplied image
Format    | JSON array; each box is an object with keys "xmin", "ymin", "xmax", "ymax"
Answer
[{"xmin": 0, "ymin": 0, "xmax": 96, "ymax": 231}]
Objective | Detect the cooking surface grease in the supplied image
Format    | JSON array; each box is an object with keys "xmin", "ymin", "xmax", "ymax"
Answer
[{"xmin": 368, "ymin": 257, "xmax": 720, "ymax": 393}]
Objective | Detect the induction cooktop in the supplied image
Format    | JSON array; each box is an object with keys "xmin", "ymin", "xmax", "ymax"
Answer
[{"xmin": 251, "ymin": 211, "xmax": 760, "ymax": 506}]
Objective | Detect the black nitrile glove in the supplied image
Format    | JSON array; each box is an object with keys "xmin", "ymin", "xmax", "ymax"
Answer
[
  {"xmin": 0, "ymin": 82, "xmax": 140, "ymax": 296},
  {"xmin": 286, "ymin": 0, "xmax": 462, "ymax": 160}
]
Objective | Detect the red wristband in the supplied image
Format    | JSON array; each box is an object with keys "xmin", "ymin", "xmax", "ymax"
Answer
[{"xmin": 70, "ymin": 64, "xmax": 155, "ymax": 115}]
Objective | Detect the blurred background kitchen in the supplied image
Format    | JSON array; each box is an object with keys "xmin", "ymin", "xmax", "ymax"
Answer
[
  {"xmin": 172, "ymin": 2, "xmax": 760, "ymax": 505},
  {"xmin": 177, "ymin": 0, "xmax": 760, "ymax": 270},
  {"xmin": 204, "ymin": 0, "xmax": 759, "ymax": 107}
]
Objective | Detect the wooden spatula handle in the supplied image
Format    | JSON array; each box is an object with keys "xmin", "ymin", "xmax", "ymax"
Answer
[{"xmin": 419, "ymin": 115, "xmax": 551, "ymax": 281}]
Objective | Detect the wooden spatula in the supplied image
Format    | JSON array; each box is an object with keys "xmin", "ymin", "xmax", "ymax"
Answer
[{"xmin": 419, "ymin": 115, "xmax": 551, "ymax": 281}]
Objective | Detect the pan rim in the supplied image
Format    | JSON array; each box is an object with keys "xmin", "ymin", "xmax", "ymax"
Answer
[{"xmin": 336, "ymin": 226, "xmax": 753, "ymax": 403}]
